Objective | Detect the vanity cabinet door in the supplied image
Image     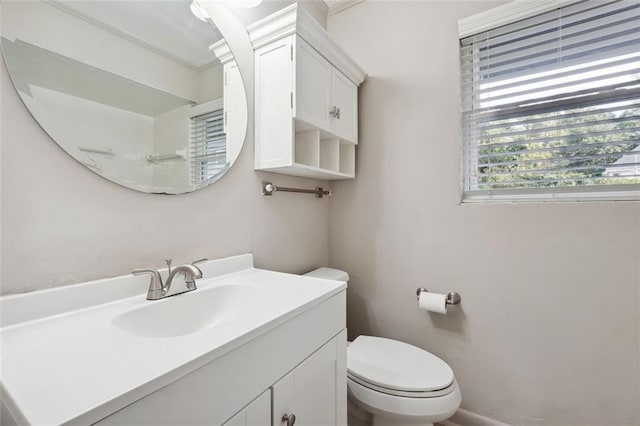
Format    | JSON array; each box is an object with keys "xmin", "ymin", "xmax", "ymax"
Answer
[
  {"xmin": 272, "ymin": 331, "xmax": 347, "ymax": 426},
  {"xmin": 295, "ymin": 36, "xmax": 333, "ymax": 132},
  {"xmin": 330, "ymin": 70, "xmax": 358, "ymax": 144},
  {"xmin": 223, "ymin": 390, "xmax": 271, "ymax": 426}
]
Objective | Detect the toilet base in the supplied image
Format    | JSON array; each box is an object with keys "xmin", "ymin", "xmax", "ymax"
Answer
[
  {"xmin": 348, "ymin": 395, "xmax": 372, "ymax": 426},
  {"xmin": 347, "ymin": 404, "xmax": 435, "ymax": 426},
  {"xmin": 348, "ymin": 391, "xmax": 442, "ymax": 426},
  {"xmin": 347, "ymin": 379, "xmax": 460, "ymax": 426}
]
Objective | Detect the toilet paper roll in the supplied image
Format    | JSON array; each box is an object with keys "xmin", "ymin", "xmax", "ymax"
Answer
[{"xmin": 418, "ymin": 292, "xmax": 448, "ymax": 314}]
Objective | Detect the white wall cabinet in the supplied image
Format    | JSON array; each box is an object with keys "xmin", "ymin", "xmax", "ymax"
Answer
[
  {"xmin": 223, "ymin": 60, "xmax": 248, "ymax": 162},
  {"xmin": 249, "ymin": 4, "xmax": 366, "ymax": 180},
  {"xmin": 210, "ymin": 40, "xmax": 249, "ymax": 166}
]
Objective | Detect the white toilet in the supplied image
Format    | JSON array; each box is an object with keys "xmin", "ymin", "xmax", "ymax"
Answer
[{"xmin": 304, "ymin": 268, "xmax": 461, "ymax": 426}]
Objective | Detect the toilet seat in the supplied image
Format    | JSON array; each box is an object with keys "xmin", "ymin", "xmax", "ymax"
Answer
[
  {"xmin": 347, "ymin": 375, "xmax": 461, "ymax": 421},
  {"xmin": 347, "ymin": 336, "xmax": 454, "ymax": 393},
  {"xmin": 347, "ymin": 372, "xmax": 455, "ymax": 398}
]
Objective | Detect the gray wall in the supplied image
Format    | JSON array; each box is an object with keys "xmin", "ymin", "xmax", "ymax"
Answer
[
  {"xmin": 327, "ymin": 2, "xmax": 640, "ymax": 425},
  {"xmin": 0, "ymin": 2, "xmax": 330, "ymax": 295}
]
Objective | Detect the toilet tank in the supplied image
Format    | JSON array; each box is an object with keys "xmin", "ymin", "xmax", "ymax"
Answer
[{"xmin": 304, "ymin": 267, "xmax": 349, "ymax": 282}]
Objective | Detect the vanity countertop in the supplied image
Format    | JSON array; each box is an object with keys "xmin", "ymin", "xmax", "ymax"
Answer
[{"xmin": 0, "ymin": 255, "xmax": 346, "ymax": 425}]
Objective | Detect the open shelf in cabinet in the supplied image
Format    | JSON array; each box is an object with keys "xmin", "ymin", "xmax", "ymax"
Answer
[
  {"xmin": 292, "ymin": 120, "xmax": 355, "ymax": 179},
  {"xmin": 339, "ymin": 142, "xmax": 355, "ymax": 176}
]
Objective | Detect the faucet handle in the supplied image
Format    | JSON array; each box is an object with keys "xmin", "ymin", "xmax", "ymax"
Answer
[
  {"xmin": 190, "ymin": 258, "xmax": 207, "ymax": 283},
  {"xmin": 190, "ymin": 258, "xmax": 207, "ymax": 277},
  {"xmin": 133, "ymin": 269, "xmax": 158, "ymax": 276},
  {"xmin": 132, "ymin": 269, "xmax": 164, "ymax": 299}
]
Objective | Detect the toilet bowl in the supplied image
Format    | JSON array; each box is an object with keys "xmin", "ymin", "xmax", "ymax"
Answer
[
  {"xmin": 304, "ymin": 268, "xmax": 461, "ymax": 426},
  {"xmin": 347, "ymin": 335, "xmax": 461, "ymax": 426}
]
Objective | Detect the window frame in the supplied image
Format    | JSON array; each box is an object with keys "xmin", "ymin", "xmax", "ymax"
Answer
[
  {"xmin": 458, "ymin": 0, "xmax": 640, "ymax": 203},
  {"xmin": 188, "ymin": 98, "xmax": 227, "ymax": 187}
]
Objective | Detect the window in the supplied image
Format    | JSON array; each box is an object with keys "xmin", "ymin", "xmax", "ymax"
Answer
[
  {"xmin": 460, "ymin": 0, "xmax": 640, "ymax": 201},
  {"xmin": 190, "ymin": 109, "xmax": 227, "ymax": 185}
]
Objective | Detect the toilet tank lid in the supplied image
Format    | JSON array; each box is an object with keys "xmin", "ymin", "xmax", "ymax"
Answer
[{"xmin": 304, "ymin": 267, "xmax": 349, "ymax": 282}]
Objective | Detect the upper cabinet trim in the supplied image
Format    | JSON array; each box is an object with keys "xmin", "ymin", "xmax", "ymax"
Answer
[
  {"xmin": 209, "ymin": 39, "xmax": 233, "ymax": 64},
  {"xmin": 247, "ymin": 3, "xmax": 367, "ymax": 86}
]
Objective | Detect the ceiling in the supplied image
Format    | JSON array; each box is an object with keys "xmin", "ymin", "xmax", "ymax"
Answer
[
  {"xmin": 4, "ymin": 38, "xmax": 196, "ymax": 117},
  {"xmin": 49, "ymin": 0, "xmax": 224, "ymax": 70}
]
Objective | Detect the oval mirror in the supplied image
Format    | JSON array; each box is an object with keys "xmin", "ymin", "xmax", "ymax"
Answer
[{"xmin": 1, "ymin": 0, "xmax": 248, "ymax": 194}]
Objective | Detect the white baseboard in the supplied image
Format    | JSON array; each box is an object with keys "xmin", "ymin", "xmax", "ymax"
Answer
[{"xmin": 442, "ymin": 408, "xmax": 511, "ymax": 426}]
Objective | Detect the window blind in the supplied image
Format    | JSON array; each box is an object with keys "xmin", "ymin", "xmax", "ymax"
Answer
[
  {"xmin": 460, "ymin": 0, "xmax": 640, "ymax": 201},
  {"xmin": 190, "ymin": 109, "xmax": 227, "ymax": 185}
]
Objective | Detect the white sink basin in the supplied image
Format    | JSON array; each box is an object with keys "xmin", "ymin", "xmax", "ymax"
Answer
[{"xmin": 112, "ymin": 284, "xmax": 275, "ymax": 338}]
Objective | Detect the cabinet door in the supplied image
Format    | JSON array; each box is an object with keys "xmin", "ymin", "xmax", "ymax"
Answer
[
  {"xmin": 331, "ymin": 70, "xmax": 358, "ymax": 144},
  {"xmin": 295, "ymin": 36, "xmax": 333, "ymax": 132},
  {"xmin": 224, "ymin": 60, "xmax": 248, "ymax": 163},
  {"xmin": 223, "ymin": 390, "xmax": 271, "ymax": 426},
  {"xmin": 272, "ymin": 331, "xmax": 347, "ymax": 426},
  {"xmin": 255, "ymin": 36, "xmax": 294, "ymax": 169}
]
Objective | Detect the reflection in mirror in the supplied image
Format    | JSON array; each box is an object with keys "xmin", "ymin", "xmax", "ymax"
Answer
[{"xmin": 1, "ymin": 0, "xmax": 248, "ymax": 194}]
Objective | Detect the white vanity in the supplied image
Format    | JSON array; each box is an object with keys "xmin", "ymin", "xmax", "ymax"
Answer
[{"xmin": 0, "ymin": 255, "xmax": 347, "ymax": 425}]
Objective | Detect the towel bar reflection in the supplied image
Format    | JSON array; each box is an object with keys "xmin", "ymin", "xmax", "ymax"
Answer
[
  {"xmin": 78, "ymin": 147, "xmax": 114, "ymax": 156},
  {"xmin": 146, "ymin": 153, "xmax": 185, "ymax": 163},
  {"xmin": 262, "ymin": 181, "xmax": 331, "ymax": 198},
  {"xmin": 416, "ymin": 288, "xmax": 462, "ymax": 305}
]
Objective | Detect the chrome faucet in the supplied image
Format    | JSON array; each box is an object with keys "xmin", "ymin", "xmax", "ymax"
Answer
[{"xmin": 133, "ymin": 258, "xmax": 207, "ymax": 300}]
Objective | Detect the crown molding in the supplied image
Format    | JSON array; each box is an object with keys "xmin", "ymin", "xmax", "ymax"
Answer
[
  {"xmin": 209, "ymin": 39, "xmax": 234, "ymax": 64},
  {"xmin": 247, "ymin": 3, "xmax": 366, "ymax": 85},
  {"xmin": 324, "ymin": 0, "xmax": 365, "ymax": 16}
]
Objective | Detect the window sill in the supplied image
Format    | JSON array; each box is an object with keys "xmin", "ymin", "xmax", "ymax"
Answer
[{"xmin": 462, "ymin": 186, "xmax": 640, "ymax": 204}]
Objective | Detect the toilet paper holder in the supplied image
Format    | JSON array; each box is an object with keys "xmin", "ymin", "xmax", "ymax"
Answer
[{"xmin": 416, "ymin": 288, "xmax": 462, "ymax": 305}]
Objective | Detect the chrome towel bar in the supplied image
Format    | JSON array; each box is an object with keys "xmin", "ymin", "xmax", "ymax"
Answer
[{"xmin": 262, "ymin": 181, "xmax": 332, "ymax": 198}]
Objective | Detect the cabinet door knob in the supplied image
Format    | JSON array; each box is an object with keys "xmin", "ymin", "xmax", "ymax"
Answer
[{"xmin": 282, "ymin": 413, "xmax": 296, "ymax": 426}]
